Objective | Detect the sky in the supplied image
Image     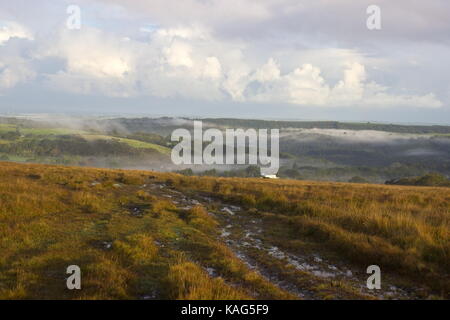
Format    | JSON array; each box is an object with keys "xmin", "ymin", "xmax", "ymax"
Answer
[{"xmin": 0, "ymin": 0, "xmax": 449, "ymax": 124}]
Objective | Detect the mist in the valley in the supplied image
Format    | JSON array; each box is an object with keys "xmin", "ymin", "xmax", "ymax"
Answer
[
  {"xmin": 2, "ymin": 115, "xmax": 449, "ymax": 182},
  {"xmin": 13, "ymin": 114, "xmax": 131, "ymax": 135},
  {"xmin": 281, "ymin": 128, "xmax": 450, "ymax": 164}
]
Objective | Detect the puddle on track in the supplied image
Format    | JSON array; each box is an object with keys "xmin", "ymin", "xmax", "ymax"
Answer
[{"xmin": 145, "ymin": 183, "xmax": 423, "ymax": 300}]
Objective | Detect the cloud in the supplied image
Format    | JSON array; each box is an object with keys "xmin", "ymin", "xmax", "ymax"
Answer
[
  {"xmin": 164, "ymin": 41, "xmax": 194, "ymax": 68},
  {"xmin": 39, "ymin": 25, "xmax": 228, "ymax": 100},
  {"xmin": 0, "ymin": 21, "xmax": 33, "ymax": 45},
  {"xmin": 203, "ymin": 57, "xmax": 222, "ymax": 80},
  {"xmin": 0, "ymin": 1, "xmax": 447, "ymax": 114},
  {"xmin": 11, "ymin": 24, "xmax": 440, "ymax": 108},
  {"xmin": 0, "ymin": 21, "xmax": 36, "ymax": 91},
  {"xmin": 0, "ymin": 58, "xmax": 36, "ymax": 91},
  {"xmin": 39, "ymin": 27, "xmax": 138, "ymax": 97},
  {"xmin": 90, "ymin": 0, "xmax": 274, "ymax": 28},
  {"xmin": 244, "ymin": 60, "xmax": 442, "ymax": 108},
  {"xmin": 91, "ymin": 0, "xmax": 450, "ymax": 45},
  {"xmin": 57, "ymin": 29, "xmax": 132, "ymax": 78}
]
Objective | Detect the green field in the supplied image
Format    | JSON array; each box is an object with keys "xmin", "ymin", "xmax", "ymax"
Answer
[
  {"xmin": 80, "ymin": 134, "xmax": 171, "ymax": 155},
  {"xmin": 0, "ymin": 123, "xmax": 171, "ymax": 160}
]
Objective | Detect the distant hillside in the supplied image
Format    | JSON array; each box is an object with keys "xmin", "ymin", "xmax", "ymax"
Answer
[
  {"xmin": 3, "ymin": 116, "xmax": 450, "ymax": 135},
  {"xmin": 0, "ymin": 120, "xmax": 171, "ymax": 169},
  {"xmin": 1, "ymin": 116, "xmax": 449, "ymax": 184},
  {"xmin": 200, "ymin": 118, "xmax": 450, "ymax": 134}
]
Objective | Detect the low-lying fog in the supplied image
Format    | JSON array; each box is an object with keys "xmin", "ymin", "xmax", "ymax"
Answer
[{"xmin": 282, "ymin": 128, "xmax": 448, "ymax": 143}]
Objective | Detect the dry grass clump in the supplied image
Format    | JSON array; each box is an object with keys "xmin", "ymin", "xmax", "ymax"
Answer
[
  {"xmin": 113, "ymin": 234, "xmax": 159, "ymax": 266},
  {"xmin": 167, "ymin": 261, "xmax": 249, "ymax": 300},
  {"xmin": 179, "ymin": 206, "xmax": 218, "ymax": 233}
]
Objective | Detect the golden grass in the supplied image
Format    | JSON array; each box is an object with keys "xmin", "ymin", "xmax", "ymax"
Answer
[
  {"xmin": 0, "ymin": 161, "xmax": 448, "ymax": 299},
  {"xmin": 0, "ymin": 162, "xmax": 292, "ymax": 299},
  {"xmin": 167, "ymin": 261, "xmax": 249, "ymax": 300},
  {"xmin": 167, "ymin": 175, "xmax": 450, "ymax": 295}
]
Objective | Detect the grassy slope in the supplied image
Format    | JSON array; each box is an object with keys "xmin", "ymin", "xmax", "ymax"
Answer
[
  {"xmin": 0, "ymin": 124, "xmax": 87, "ymax": 136},
  {"xmin": 80, "ymin": 134, "xmax": 171, "ymax": 155},
  {"xmin": 0, "ymin": 124, "xmax": 171, "ymax": 156},
  {"xmin": 0, "ymin": 162, "xmax": 448, "ymax": 299}
]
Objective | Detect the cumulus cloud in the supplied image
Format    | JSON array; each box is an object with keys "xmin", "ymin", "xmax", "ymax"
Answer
[
  {"xmin": 0, "ymin": 21, "xmax": 33, "ymax": 45},
  {"xmin": 0, "ymin": 21, "xmax": 35, "ymax": 91},
  {"xmin": 0, "ymin": 58, "xmax": 36, "ymax": 91},
  {"xmin": 0, "ymin": 22, "xmax": 441, "ymax": 108},
  {"xmin": 39, "ymin": 28, "xmax": 135, "ymax": 97},
  {"xmin": 0, "ymin": 0, "xmax": 447, "ymax": 115},
  {"xmin": 242, "ymin": 60, "xmax": 442, "ymax": 108}
]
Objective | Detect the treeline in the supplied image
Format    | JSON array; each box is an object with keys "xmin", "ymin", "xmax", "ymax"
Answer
[
  {"xmin": 175, "ymin": 162, "xmax": 450, "ymax": 184},
  {"xmin": 201, "ymin": 118, "xmax": 450, "ymax": 134},
  {"xmin": 280, "ymin": 136, "xmax": 450, "ymax": 172},
  {"xmin": 103, "ymin": 117, "xmax": 183, "ymax": 136},
  {"xmin": 175, "ymin": 165, "xmax": 262, "ymax": 178},
  {"xmin": 278, "ymin": 163, "xmax": 437, "ymax": 182},
  {"xmin": 386, "ymin": 173, "xmax": 450, "ymax": 187},
  {"xmin": 0, "ymin": 131, "xmax": 21, "ymax": 141}
]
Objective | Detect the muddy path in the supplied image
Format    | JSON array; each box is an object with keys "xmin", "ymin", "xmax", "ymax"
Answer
[{"xmin": 144, "ymin": 182, "xmax": 424, "ymax": 300}]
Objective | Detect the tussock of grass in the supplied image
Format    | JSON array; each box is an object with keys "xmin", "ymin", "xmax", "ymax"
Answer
[
  {"xmin": 167, "ymin": 261, "xmax": 249, "ymax": 300},
  {"xmin": 114, "ymin": 234, "xmax": 158, "ymax": 266},
  {"xmin": 179, "ymin": 206, "xmax": 218, "ymax": 233}
]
